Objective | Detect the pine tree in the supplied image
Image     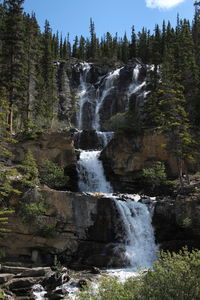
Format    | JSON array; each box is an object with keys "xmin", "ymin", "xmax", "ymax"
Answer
[
  {"xmin": 18, "ymin": 149, "xmax": 39, "ymax": 188},
  {"xmin": 35, "ymin": 20, "xmax": 58, "ymax": 128},
  {"xmin": 52, "ymin": 31, "xmax": 59, "ymax": 60},
  {"xmin": 0, "ymin": 0, "xmax": 25, "ymax": 133},
  {"xmin": 0, "ymin": 90, "xmax": 20, "ymax": 201},
  {"xmin": 22, "ymin": 13, "xmax": 41, "ymax": 131},
  {"xmin": 72, "ymin": 35, "xmax": 79, "ymax": 58},
  {"xmin": 78, "ymin": 35, "xmax": 86, "ymax": 60},
  {"xmin": 89, "ymin": 18, "xmax": 97, "ymax": 59},
  {"xmin": 122, "ymin": 32, "xmax": 129, "ymax": 62},
  {"xmin": 137, "ymin": 27, "xmax": 150, "ymax": 63},
  {"xmin": 129, "ymin": 26, "xmax": 137, "ymax": 58},
  {"xmin": 193, "ymin": 1, "xmax": 200, "ymax": 67}
]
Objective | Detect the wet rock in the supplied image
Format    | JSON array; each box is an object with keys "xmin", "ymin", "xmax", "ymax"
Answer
[
  {"xmin": 42, "ymin": 272, "xmax": 70, "ymax": 291},
  {"xmin": 47, "ymin": 289, "xmax": 66, "ymax": 300},
  {"xmin": 15, "ymin": 267, "xmax": 53, "ymax": 278},
  {"xmin": 78, "ymin": 279, "xmax": 88, "ymax": 289},
  {"xmin": 3, "ymin": 277, "xmax": 41, "ymax": 296},
  {"xmin": 74, "ymin": 130, "xmax": 102, "ymax": 150},
  {"xmin": 90, "ymin": 266, "xmax": 101, "ymax": 274},
  {"xmin": 0, "ymin": 273, "xmax": 14, "ymax": 284},
  {"xmin": 0, "ymin": 266, "xmax": 33, "ymax": 275}
]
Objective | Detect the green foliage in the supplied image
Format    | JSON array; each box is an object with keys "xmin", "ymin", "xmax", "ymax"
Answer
[
  {"xmin": 0, "ymin": 166, "xmax": 21, "ymax": 200},
  {"xmin": 141, "ymin": 161, "xmax": 167, "ymax": 187},
  {"xmin": 18, "ymin": 150, "xmax": 39, "ymax": 188},
  {"xmin": 78, "ymin": 248, "xmax": 200, "ymax": 300},
  {"xmin": 104, "ymin": 111, "xmax": 143, "ymax": 134},
  {"xmin": 38, "ymin": 160, "xmax": 68, "ymax": 190},
  {"xmin": 21, "ymin": 201, "xmax": 46, "ymax": 222},
  {"xmin": 0, "ymin": 289, "xmax": 5, "ymax": 300},
  {"xmin": 181, "ymin": 217, "xmax": 192, "ymax": 228},
  {"xmin": 36, "ymin": 225, "xmax": 56, "ymax": 238},
  {"xmin": 0, "ymin": 209, "xmax": 14, "ymax": 237}
]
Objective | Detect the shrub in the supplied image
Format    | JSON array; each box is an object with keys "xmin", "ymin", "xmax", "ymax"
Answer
[
  {"xmin": 21, "ymin": 201, "xmax": 46, "ymax": 222},
  {"xmin": 38, "ymin": 160, "xmax": 68, "ymax": 190},
  {"xmin": 104, "ymin": 111, "xmax": 143, "ymax": 134},
  {"xmin": 36, "ymin": 225, "xmax": 56, "ymax": 237},
  {"xmin": 0, "ymin": 289, "xmax": 5, "ymax": 300},
  {"xmin": 141, "ymin": 161, "xmax": 167, "ymax": 187},
  {"xmin": 78, "ymin": 248, "xmax": 200, "ymax": 300}
]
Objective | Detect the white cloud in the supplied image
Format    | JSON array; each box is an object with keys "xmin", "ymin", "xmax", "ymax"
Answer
[{"xmin": 145, "ymin": 0, "xmax": 185, "ymax": 10}]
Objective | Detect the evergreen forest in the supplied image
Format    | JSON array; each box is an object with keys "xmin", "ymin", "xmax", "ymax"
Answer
[{"xmin": 0, "ymin": 0, "xmax": 200, "ymax": 133}]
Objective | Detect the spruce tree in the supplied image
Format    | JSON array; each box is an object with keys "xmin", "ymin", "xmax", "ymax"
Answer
[
  {"xmin": 129, "ymin": 26, "xmax": 137, "ymax": 59},
  {"xmin": 23, "ymin": 13, "xmax": 41, "ymax": 131},
  {"xmin": 1, "ymin": 0, "xmax": 25, "ymax": 133},
  {"xmin": 35, "ymin": 20, "xmax": 58, "ymax": 128}
]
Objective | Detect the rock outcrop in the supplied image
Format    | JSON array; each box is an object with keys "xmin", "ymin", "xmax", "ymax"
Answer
[
  {"xmin": 153, "ymin": 193, "xmax": 200, "ymax": 251},
  {"xmin": 11, "ymin": 130, "xmax": 78, "ymax": 191},
  {"xmin": 100, "ymin": 132, "xmax": 196, "ymax": 193},
  {"xmin": 0, "ymin": 187, "xmax": 121, "ymax": 268}
]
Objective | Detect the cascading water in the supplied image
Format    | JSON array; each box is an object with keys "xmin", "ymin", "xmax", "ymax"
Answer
[
  {"xmin": 93, "ymin": 67, "xmax": 122, "ymax": 131},
  {"xmin": 76, "ymin": 62, "xmax": 116, "ymax": 194},
  {"xmin": 113, "ymin": 198, "xmax": 157, "ymax": 269},
  {"xmin": 77, "ymin": 62, "xmax": 91, "ymax": 130},
  {"xmin": 96, "ymin": 131, "xmax": 114, "ymax": 148},
  {"xmin": 77, "ymin": 150, "xmax": 113, "ymax": 193},
  {"xmin": 126, "ymin": 64, "xmax": 146, "ymax": 110},
  {"xmin": 75, "ymin": 61, "xmax": 157, "ymax": 276}
]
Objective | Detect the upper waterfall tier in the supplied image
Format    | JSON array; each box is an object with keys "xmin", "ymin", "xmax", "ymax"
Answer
[{"xmin": 75, "ymin": 61, "xmax": 147, "ymax": 131}]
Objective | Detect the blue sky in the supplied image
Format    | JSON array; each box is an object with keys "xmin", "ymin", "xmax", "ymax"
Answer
[{"xmin": 23, "ymin": 0, "xmax": 194, "ymax": 41}]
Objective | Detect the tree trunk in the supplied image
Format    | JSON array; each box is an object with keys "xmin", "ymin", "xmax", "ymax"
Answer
[
  {"xmin": 7, "ymin": 105, "xmax": 13, "ymax": 134},
  {"xmin": 184, "ymin": 160, "xmax": 190, "ymax": 185},
  {"xmin": 177, "ymin": 158, "xmax": 184, "ymax": 188}
]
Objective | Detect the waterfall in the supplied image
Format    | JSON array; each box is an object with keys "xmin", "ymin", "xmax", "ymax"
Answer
[
  {"xmin": 77, "ymin": 62, "xmax": 91, "ymax": 130},
  {"xmin": 129, "ymin": 65, "xmax": 146, "ymax": 95},
  {"xmin": 75, "ymin": 62, "xmax": 157, "ymax": 273},
  {"xmin": 93, "ymin": 68, "xmax": 122, "ymax": 130},
  {"xmin": 77, "ymin": 151, "xmax": 113, "ymax": 193},
  {"xmin": 126, "ymin": 64, "xmax": 146, "ymax": 110},
  {"xmin": 96, "ymin": 131, "xmax": 114, "ymax": 148},
  {"xmin": 113, "ymin": 198, "xmax": 157, "ymax": 269}
]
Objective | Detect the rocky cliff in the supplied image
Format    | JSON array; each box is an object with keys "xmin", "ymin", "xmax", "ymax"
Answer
[
  {"xmin": 1, "ymin": 187, "xmax": 122, "ymax": 268},
  {"xmin": 11, "ymin": 130, "xmax": 78, "ymax": 191},
  {"xmin": 100, "ymin": 132, "xmax": 196, "ymax": 194},
  {"xmin": 153, "ymin": 192, "xmax": 200, "ymax": 251}
]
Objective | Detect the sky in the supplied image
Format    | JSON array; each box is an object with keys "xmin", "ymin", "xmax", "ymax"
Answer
[{"xmin": 22, "ymin": 0, "xmax": 194, "ymax": 41}]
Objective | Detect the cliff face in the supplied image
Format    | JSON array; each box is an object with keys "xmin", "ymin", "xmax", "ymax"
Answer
[
  {"xmin": 100, "ymin": 132, "xmax": 175, "ymax": 193},
  {"xmin": 11, "ymin": 130, "xmax": 78, "ymax": 191},
  {"xmin": 153, "ymin": 193, "xmax": 200, "ymax": 251},
  {"xmin": 100, "ymin": 132, "xmax": 196, "ymax": 193},
  {"xmin": 1, "ymin": 187, "xmax": 121, "ymax": 268}
]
